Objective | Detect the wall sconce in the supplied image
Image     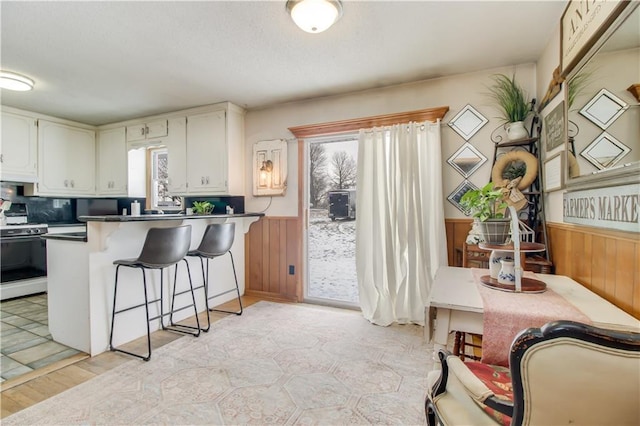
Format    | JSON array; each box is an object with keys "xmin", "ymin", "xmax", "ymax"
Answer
[
  {"xmin": 259, "ymin": 160, "xmax": 273, "ymax": 187},
  {"xmin": 254, "ymin": 139, "xmax": 287, "ymax": 196}
]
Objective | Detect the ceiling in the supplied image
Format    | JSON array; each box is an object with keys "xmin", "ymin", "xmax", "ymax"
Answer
[{"xmin": 0, "ymin": 1, "xmax": 566, "ymax": 126}]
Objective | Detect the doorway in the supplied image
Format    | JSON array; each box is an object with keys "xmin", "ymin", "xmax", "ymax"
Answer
[{"xmin": 305, "ymin": 135, "xmax": 359, "ymax": 307}]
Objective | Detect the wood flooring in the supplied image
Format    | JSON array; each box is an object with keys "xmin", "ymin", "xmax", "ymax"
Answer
[{"xmin": 1, "ymin": 296, "xmax": 266, "ymax": 419}]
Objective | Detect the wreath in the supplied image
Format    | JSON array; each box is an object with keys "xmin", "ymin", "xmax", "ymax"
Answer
[{"xmin": 491, "ymin": 150, "xmax": 538, "ymax": 190}]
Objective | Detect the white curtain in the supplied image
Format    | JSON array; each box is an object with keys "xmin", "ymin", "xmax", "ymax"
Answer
[{"xmin": 355, "ymin": 120, "xmax": 447, "ymax": 326}]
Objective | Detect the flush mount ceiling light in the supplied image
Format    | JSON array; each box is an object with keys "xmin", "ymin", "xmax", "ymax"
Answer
[
  {"xmin": 286, "ymin": 0, "xmax": 343, "ymax": 33},
  {"xmin": 0, "ymin": 71, "xmax": 35, "ymax": 91}
]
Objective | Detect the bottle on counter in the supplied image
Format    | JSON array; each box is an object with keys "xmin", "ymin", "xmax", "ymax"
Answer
[{"xmin": 131, "ymin": 200, "xmax": 141, "ymax": 216}]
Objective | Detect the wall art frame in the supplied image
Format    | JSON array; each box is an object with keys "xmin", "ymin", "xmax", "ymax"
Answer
[
  {"xmin": 447, "ymin": 180, "xmax": 479, "ymax": 216},
  {"xmin": 560, "ymin": 0, "xmax": 631, "ymax": 77},
  {"xmin": 543, "ymin": 99, "xmax": 565, "ymax": 154},
  {"xmin": 447, "ymin": 104, "xmax": 488, "ymax": 141},
  {"xmin": 447, "ymin": 142, "xmax": 487, "ymax": 178},
  {"xmin": 544, "ymin": 152, "xmax": 564, "ymax": 192}
]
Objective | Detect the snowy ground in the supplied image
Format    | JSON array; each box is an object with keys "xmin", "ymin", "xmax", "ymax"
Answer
[{"xmin": 308, "ymin": 209, "xmax": 359, "ymax": 304}]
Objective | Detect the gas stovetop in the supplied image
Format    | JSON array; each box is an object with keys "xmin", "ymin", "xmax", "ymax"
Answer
[{"xmin": 0, "ymin": 223, "xmax": 48, "ymax": 237}]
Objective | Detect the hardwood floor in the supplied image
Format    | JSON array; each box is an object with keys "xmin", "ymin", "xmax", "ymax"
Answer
[{"xmin": 1, "ymin": 296, "xmax": 267, "ymax": 419}]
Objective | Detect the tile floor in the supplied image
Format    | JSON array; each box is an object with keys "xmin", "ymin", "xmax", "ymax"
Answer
[{"xmin": 1, "ymin": 293, "xmax": 82, "ymax": 382}]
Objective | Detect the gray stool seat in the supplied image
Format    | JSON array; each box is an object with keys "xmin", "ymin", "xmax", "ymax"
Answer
[
  {"xmin": 109, "ymin": 225, "xmax": 201, "ymax": 361},
  {"xmin": 187, "ymin": 222, "xmax": 243, "ymax": 332}
]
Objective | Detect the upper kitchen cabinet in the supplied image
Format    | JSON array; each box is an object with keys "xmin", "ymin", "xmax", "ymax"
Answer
[
  {"xmin": 0, "ymin": 110, "xmax": 38, "ymax": 183},
  {"xmin": 184, "ymin": 103, "xmax": 245, "ymax": 195},
  {"xmin": 35, "ymin": 120, "xmax": 96, "ymax": 196},
  {"xmin": 97, "ymin": 127, "xmax": 127, "ymax": 196},
  {"xmin": 126, "ymin": 119, "xmax": 168, "ymax": 144}
]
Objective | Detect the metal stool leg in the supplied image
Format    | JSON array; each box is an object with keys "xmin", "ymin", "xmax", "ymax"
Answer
[
  {"xmin": 197, "ymin": 256, "xmax": 212, "ymax": 331},
  {"xmin": 110, "ymin": 267, "xmax": 152, "ymax": 361},
  {"xmin": 207, "ymin": 252, "xmax": 243, "ymax": 316},
  {"xmin": 163, "ymin": 260, "xmax": 201, "ymax": 336}
]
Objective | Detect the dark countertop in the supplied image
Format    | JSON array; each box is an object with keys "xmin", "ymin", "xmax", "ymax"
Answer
[
  {"xmin": 42, "ymin": 232, "xmax": 88, "ymax": 242},
  {"xmin": 78, "ymin": 212, "xmax": 265, "ymax": 222}
]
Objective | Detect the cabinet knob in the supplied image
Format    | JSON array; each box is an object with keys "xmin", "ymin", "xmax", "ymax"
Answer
[
  {"xmin": 201, "ymin": 177, "xmax": 205, "ymax": 185},
  {"xmin": 64, "ymin": 179, "xmax": 69, "ymax": 187},
  {"xmin": 70, "ymin": 180, "xmax": 75, "ymax": 188},
  {"xmin": 0, "ymin": 154, "xmax": 3, "ymax": 163},
  {"xmin": 205, "ymin": 176, "xmax": 210, "ymax": 184}
]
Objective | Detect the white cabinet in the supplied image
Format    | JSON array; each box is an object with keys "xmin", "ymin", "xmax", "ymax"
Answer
[
  {"xmin": 186, "ymin": 110, "xmax": 227, "ymax": 193},
  {"xmin": 0, "ymin": 111, "xmax": 38, "ymax": 182},
  {"xmin": 36, "ymin": 120, "xmax": 96, "ymax": 196},
  {"xmin": 126, "ymin": 119, "xmax": 168, "ymax": 143},
  {"xmin": 97, "ymin": 127, "xmax": 127, "ymax": 195},
  {"xmin": 182, "ymin": 103, "xmax": 245, "ymax": 195},
  {"xmin": 165, "ymin": 117, "xmax": 188, "ymax": 194}
]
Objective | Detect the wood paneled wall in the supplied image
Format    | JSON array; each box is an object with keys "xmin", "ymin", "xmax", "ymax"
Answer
[
  {"xmin": 445, "ymin": 219, "xmax": 473, "ymax": 266},
  {"xmin": 244, "ymin": 216, "xmax": 301, "ymax": 301},
  {"xmin": 246, "ymin": 217, "xmax": 639, "ymax": 319},
  {"xmin": 547, "ymin": 222, "xmax": 640, "ymax": 319}
]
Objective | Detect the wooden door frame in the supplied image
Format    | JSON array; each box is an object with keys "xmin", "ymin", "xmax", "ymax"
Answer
[{"xmin": 288, "ymin": 106, "xmax": 449, "ymax": 301}]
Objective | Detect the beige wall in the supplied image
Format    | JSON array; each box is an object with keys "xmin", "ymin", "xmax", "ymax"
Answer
[{"xmin": 244, "ymin": 63, "xmax": 537, "ymax": 218}]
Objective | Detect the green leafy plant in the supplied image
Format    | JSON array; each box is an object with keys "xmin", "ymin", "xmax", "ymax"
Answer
[
  {"xmin": 502, "ymin": 162, "xmax": 526, "ymax": 180},
  {"xmin": 459, "ymin": 182, "xmax": 508, "ymax": 221},
  {"xmin": 567, "ymin": 69, "xmax": 593, "ymax": 110},
  {"xmin": 192, "ymin": 201, "xmax": 214, "ymax": 215},
  {"xmin": 487, "ymin": 73, "xmax": 531, "ymax": 123}
]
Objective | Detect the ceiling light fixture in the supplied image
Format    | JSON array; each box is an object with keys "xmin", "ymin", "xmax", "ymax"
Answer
[
  {"xmin": 0, "ymin": 71, "xmax": 35, "ymax": 91},
  {"xmin": 286, "ymin": 0, "xmax": 343, "ymax": 34}
]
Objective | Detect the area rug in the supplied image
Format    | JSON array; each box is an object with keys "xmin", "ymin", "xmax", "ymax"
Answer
[{"xmin": 4, "ymin": 301, "xmax": 433, "ymax": 425}]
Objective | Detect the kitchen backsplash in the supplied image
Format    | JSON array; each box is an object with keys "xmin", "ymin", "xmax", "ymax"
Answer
[{"xmin": 1, "ymin": 182, "xmax": 145, "ymax": 225}]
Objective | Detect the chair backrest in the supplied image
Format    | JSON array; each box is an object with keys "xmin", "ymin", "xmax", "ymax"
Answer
[
  {"xmin": 196, "ymin": 222, "xmax": 235, "ymax": 257},
  {"xmin": 137, "ymin": 225, "xmax": 192, "ymax": 268},
  {"xmin": 510, "ymin": 321, "xmax": 640, "ymax": 426}
]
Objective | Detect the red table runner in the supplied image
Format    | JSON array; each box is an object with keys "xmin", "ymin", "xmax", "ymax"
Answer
[{"xmin": 471, "ymin": 268, "xmax": 591, "ymax": 367}]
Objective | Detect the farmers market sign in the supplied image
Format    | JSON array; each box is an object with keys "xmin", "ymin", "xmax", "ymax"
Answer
[{"xmin": 563, "ymin": 183, "xmax": 640, "ymax": 233}]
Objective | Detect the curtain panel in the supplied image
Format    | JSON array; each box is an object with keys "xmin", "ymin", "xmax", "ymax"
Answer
[{"xmin": 356, "ymin": 121, "xmax": 447, "ymax": 326}]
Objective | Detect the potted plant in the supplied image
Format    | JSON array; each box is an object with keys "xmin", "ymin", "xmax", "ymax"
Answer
[
  {"xmin": 487, "ymin": 73, "xmax": 532, "ymax": 141},
  {"xmin": 460, "ymin": 182, "xmax": 511, "ymax": 244},
  {"xmin": 192, "ymin": 201, "xmax": 214, "ymax": 215}
]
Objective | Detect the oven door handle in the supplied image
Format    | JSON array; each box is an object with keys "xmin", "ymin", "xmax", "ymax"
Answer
[{"xmin": 1, "ymin": 235, "xmax": 47, "ymax": 242}]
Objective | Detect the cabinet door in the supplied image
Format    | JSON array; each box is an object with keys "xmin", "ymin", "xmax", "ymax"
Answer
[
  {"xmin": 126, "ymin": 124, "xmax": 146, "ymax": 142},
  {"xmin": 146, "ymin": 120, "xmax": 168, "ymax": 140},
  {"xmin": 97, "ymin": 127, "xmax": 127, "ymax": 195},
  {"xmin": 0, "ymin": 112, "xmax": 38, "ymax": 182},
  {"xmin": 186, "ymin": 110, "xmax": 227, "ymax": 194},
  {"xmin": 166, "ymin": 117, "xmax": 187, "ymax": 194},
  {"xmin": 38, "ymin": 120, "xmax": 95, "ymax": 195}
]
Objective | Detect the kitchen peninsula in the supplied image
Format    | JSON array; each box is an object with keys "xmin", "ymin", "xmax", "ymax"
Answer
[{"xmin": 43, "ymin": 213, "xmax": 263, "ymax": 356}]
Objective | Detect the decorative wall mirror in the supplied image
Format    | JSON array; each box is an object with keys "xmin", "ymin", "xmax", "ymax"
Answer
[
  {"xmin": 447, "ymin": 142, "xmax": 487, "ymax": 178},
  {"xmin": 447, "ymin": 104, "xmax": 488, "ymax": 141},
  {"xmin": 563, "ymin": 2, "xmax": 639, "ymax": 189}
]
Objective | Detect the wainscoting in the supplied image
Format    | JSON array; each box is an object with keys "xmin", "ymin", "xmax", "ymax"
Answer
[
  {"xmin": 445, "ymin": 219, "xmax": 473, "ymax": 266},
  {"xmin": 244, "ymin": 216, "xmax": 301, "ymax": 301},
  {"xmin": 245, "ymin": 217, "xmax": 639, "ymax": 319},
  {"xmin": 547, "ymin": 222, "xmax": 640, "ymax": 320}
]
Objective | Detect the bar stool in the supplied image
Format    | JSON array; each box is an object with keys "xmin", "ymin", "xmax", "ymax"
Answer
[
  {"xmin": 187, "ymin": 222, "xmax": 242, "ymax": 332},
  {"xmin": 109, "ymin": 225, "xmax": 201, "ymax": 361}
]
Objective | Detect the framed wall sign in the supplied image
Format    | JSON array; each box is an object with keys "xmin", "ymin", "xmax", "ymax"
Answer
[
  {"xmin": 544, "ymin": 152, "xmax": 564, "ymax": 192},
  {"xmin": 560, "ymin": 0, "xmax": 630, "ymax": 77},
  {"xmin": 543, "ymin": 100, "xmax": 565, "ymax": 153}
]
